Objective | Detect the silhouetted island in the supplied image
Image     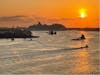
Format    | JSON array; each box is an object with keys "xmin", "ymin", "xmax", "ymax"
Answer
[
  {"xmin": 28, "ymin": 22, "xmax": 67, "ymax": 31},
  {"xmin": 28, "ymin": 22, "xmax": 99, "ymax": 31},
  {"xmin": 0, "ymin": 28, "xmax": 39, "ymax": 39}
]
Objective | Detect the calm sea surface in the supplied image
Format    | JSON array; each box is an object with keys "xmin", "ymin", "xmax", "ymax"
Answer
[{"xmin": 0, "ymin": 30, "xmax": 99, "ymax": 74}]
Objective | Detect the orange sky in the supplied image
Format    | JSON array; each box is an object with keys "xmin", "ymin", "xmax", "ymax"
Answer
[{"xmin": 0, "ymin": 0, "xmax": 99, "ymax": 28}]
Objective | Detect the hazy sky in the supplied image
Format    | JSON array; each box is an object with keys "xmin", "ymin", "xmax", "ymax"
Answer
[{"xmin": 0, "ymin": 0, "xmax": 99, "ymax": 28}]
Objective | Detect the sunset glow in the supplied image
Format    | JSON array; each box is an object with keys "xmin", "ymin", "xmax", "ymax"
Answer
[
  {"xmin": 0, "ymin": 0, "xmax": 99, "ymax": 28},
  {"xmin": 80, "ymin": 13, "xmax": 85, "ymax": 18},
  {"xmin": 80, "ymin": 9, "xmax": 87, "ymax": 18}
]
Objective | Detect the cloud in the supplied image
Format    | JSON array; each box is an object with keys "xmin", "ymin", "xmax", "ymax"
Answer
[
  {"xmin": 0, "ymin": 15, "xmax": 80, "ymax": 23},
  {"xmin": 55, "ymin": 17, "xmax": 81, "ymax": 21},
  {"xmin": 0, "ymin": 15, "xmax": 82, "ymax": 27},
  {"xmin": 0, "ymin": 15, "xmax": 26, "ymax": 21}
]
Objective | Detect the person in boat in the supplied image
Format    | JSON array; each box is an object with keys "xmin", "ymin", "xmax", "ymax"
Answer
[
  {"xmin": 85, "ymin": 45, "xmax": 88, "ymax": 48},
  {"xmin": 81, "ymin": 44, "xmax": 88, "ymax": 48},
  {"xmin": 72, "ymin": 34, "xmax": 86, "ymax": 40},
  {"xmin": 80, "ymin": 34, "xmax": 86, "ymax": 39},
  {"xmin": 51, "ymin": 30, "xmax": 54, "ymax": 35},
  {"xmin": 49, "ymin": 30, "xmax": 54, "ymax": 35},
  {"xmin": 53, "ymin": 31, "xmax": 56, "ymax": 35}
]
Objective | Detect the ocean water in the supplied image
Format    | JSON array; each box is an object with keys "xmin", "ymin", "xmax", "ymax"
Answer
[{"xmin": 0, "ymin": 30, "xmax": 99, "ymax": 74}]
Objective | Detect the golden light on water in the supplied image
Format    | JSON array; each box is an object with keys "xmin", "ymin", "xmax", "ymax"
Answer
[
  {"xmin": 72, "ymin": 31, "xmax": 93, "ymax": 73},
  {"xmin": 73, "ymin": 50, "xmax": 91, "ymax": 73}
]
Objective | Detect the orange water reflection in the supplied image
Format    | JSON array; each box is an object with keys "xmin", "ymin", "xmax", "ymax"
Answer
[
  {"xmin": 79, "ymin": 31, "xmax": 89, "ymax": 47},
  {"xmin": 72, "ymin": 31, "xmax": 93, "ymax": 74},
  {"xmin": 73, "ymin": 50, "xmax": 91, "ymax": 73}
]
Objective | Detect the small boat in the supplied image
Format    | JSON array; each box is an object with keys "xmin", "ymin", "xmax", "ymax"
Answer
[
  {"xmin": 72, "ymin": 38, "xmax": 85, "ymax": 41},
  {"xmin": 71, "ymin": 45, "xmax": 89, "ymax": 50},
  {"xmin": 72, "ymin": 34, "xmax": 86, "ymax": 41},
  {"xmin": 49, "ymin": 30, "xmax": 57, "ymax": 35},
  {"xmin": 80, "ymin": 45, "xmax": 88, "ymax": 48}
]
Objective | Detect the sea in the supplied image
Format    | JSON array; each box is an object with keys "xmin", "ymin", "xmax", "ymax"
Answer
[{"xmin": 0, "ymin": 30, "xmax": 99, "ymax": 74}]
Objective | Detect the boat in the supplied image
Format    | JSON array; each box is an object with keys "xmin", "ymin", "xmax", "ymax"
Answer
[
  {"xmin": 49, "ymin": 30, "xmax": 57, "ymax": 35},
  {"xmin": 72, "ymin": 38, "xmax": 85, "ymax": 41},
  {"xmin": 72, "ymin": 34, "xmax": 86, "ymax": 41}
]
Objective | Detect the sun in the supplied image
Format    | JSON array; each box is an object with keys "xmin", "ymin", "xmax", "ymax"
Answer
[
  {"xmin": 80, "ymin": 13, "xmax": 85, "ymax": 18},
  {"xmin": 79, "ymin": 8, "xmax": 87, "ymax": 18}
]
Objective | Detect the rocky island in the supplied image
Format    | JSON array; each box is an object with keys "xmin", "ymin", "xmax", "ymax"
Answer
[
  {"xmin": 28, "ymin": 22, "xmax": 67, "ymax": 31},
  {"xmin": 0, "ymin": 28, "xmax": 39, "ymax": 39}
]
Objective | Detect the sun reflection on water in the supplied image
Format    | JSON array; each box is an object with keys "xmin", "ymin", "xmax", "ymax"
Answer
[
  {"xmin": 80, "ymin": 31, "xmax": 89, "ymax": 47},
  {"xmin": 73, "ymin": 50, "xmax": 91, "ymax": 74},
  {"xmin": 72, "ymin": 31, "xmax": 94, "ymax": 74}
]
